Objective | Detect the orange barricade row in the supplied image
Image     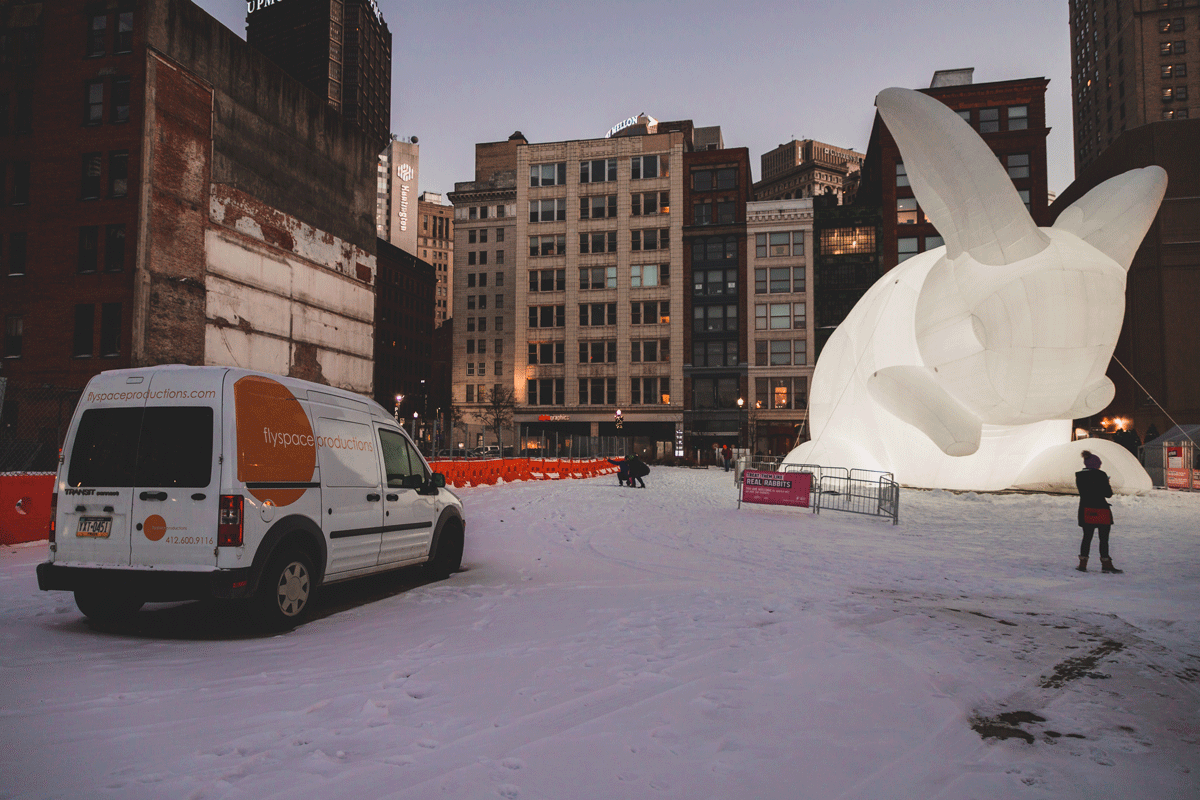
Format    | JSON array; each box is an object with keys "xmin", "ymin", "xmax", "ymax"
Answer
[{"xmin": 426, "ymin": 458, "xmax": 617, "ymax": 489}]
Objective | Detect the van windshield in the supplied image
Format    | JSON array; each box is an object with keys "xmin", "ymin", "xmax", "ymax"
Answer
[{"xmin": 67, "ymin": 407, "xmax": 214, "ymax": 488}]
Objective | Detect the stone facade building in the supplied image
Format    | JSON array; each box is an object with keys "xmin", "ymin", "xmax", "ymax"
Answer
[
  {"xmin": 418, "ymin": 193, "xmax": 454, "ymax": 327},
  {"xmin": 754, "ymin": 139, "xmax": 864, "ymax": 204}
]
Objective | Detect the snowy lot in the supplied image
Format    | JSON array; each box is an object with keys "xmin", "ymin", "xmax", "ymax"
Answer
[{"xmin": 2, "ymin": 468, "xmax": 1198, "ymax": 800}]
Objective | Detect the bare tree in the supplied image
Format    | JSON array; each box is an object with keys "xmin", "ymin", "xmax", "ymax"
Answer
[
  {"xmin": 477, "ymin": 387, "xmax": 516, "ymax": 452},
  {"xmin": 448, "ymin": 405, "xmax": 467, "ymax": 449}
]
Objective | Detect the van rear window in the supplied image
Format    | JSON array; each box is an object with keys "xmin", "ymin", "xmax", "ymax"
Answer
[{"xmin": 68, "ymin": 407, "xmax": 214, "ymax": 488}]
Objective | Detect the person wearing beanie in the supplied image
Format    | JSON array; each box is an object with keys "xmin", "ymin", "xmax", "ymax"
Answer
[{"xmin": 1075, "ymin": 449, "xmax": 1122, "ymax": 573}]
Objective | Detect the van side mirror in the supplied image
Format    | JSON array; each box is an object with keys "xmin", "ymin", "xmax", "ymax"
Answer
[{"xmin": 431, "ymin": 473, "xmax": 446, "ymax": 488}]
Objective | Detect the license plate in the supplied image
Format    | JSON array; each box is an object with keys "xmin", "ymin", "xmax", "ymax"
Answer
[{"xmin": 77, "ymin": 517, "xmax": 113, "ymax": 538}]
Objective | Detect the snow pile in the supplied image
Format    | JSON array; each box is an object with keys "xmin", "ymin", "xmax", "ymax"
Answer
[{"xmin": 2, "ymin": 468, "xmax": 1197, "ymax": 799}]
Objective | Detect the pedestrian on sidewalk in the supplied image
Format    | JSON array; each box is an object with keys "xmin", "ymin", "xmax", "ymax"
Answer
[{"xmin": 1075, "ymin": 450, "xmax": 1122, "ymax": 574}]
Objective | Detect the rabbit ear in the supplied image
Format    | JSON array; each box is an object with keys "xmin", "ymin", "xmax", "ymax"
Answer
[
  {"xmin": 1052, "ymin": 166, "xmax": 1167, "ymax": 271},
  {"xmin": 876, "ymin": 87, "xmax": 1049, "ymax": 266}
]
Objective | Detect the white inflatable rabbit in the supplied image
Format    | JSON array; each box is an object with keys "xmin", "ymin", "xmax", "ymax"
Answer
[{"xmin": 783, "ymin": 87, "xmax": 1166, "ymax": 493}]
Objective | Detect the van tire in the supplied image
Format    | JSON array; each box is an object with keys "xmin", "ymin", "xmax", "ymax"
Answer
[
  {"xmin": 252, "ymin": 548, "xmax": 316, "ymax": 631},
  {"xmin": 75, "ymin": 590, "xmax": 144, "ymax": 623},
  {"xmin": 426, "ymin": 521, "xmax": 463, "ymax": 579}
]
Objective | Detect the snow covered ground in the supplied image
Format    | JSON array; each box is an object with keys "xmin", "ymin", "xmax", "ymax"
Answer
[{"xmin": 2, "ymin": 468, "xmax": 1198, "ymax": 800}]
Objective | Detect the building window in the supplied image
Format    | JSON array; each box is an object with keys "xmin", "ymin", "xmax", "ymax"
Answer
[
  {"xmin": 74, "ymin": 304, "xmax": 95, "ymax": 357},
  {"xmin": 925, "ymin": 235, "xmax": 944, "ymax": 250},
  {"xmin": 1163, "ymin": 87, "xmax": 1175, "ymax": 101},
  {"xmin": 769, "ymin": 340, "xmax": 791, "ymax": 365},
  {"xmin": 1176, "ymin": 86, "xmax": 1188, "ymax": 101},
  {"xmin": 693, "ymin": 303, "xmax": 736, "ymax": 333},
  {"xmin": 100, "ymin": 303, "xmax": 121, "ymax": 356},
  {"xmin": 580, "ymin": 266, "xmax": 617, "ymax": 289},
  {"xmin": 631, "ymin": 339, "xmax": 668, "ymax": 362},
  {"xmin": 978, "ymin": 107, "xmax": 999, "ymax": 133},
  {"xmin": 85, "ymin": 81, "xmax": 104, "ymax": 125},
  {"xmin": 692, "ymin": 377, "xmax": 739, "ymax": 410},
  {"xmin": 12, "ymin": 162, "xmax": 30, "ymax": 206},
  {"xmin": 465, "ymin": 384, "xmax": 474, "ymax": 402},
  {"xmin": 1162, "ymin": 64, "xmax": 1175, "ymax": 79},
  {"xmin": 631, "ymin": 154, "xmax": 667, "ymax": 179},
  {"xmin": 579, "ymin": 377, "xmax": 617, "ymax": 406},
  {"xmin": 581, "ymin": 194, "xmax": 617, "ymax": 219},
  {"xmin": 579, "ymin": 158, "xmax": 617, "ymax": 183},
  {"xmin": 579, "ymin": 231, "xmax": 617, "ymax": 254},
  {"xmin": 896, "ymin": 162, "xmax": 909, "ymax": 187},
  {"xmin": 692, "ymin": 168, "xmax": 736, "ymax": 191},
  {"xmin": 528, "ymin": 268, "xmax": 565, "ymax": 292},
  {"xmin": 4, "ymin": 315, "xmax": 22, "ymax": 358},
  {"xmin": 87, "ymin": 11, "xmax": 107, "ymax": 58},
  {"xmin": 631, "ymin": 192, "xmax": 668, "ymax": 216},
  {"xmin": 694, "ymin": 202, "xmax": 713, "ymax": 225},
  {"xmin": 717, "ymin": 201, "xmax": 736, "ymax": 224},
  {"xmin": 1017, "ymin": 189, "xmax": 1031, "ymax": 210},
  {"xmin": 898, "ymin": 237, "xmax": 919, "ymax": 263},
  {"xmin": 579, "ymin": 340, "xmax": 617, "ymax": 364},
  {"xmin": 467, "ymin": 251, "xmax": 476, "ymax": 266},
  {"xmin": 7, "ymin": 233, "xmax": 28, "ymax": 276},
  {"xmin": 495, "ymin": 294, "xmax": 503, "ymax": 308},
  {"xmin": 81, "ymin": 152, "xmax": 102, "ymax": 200},
  {"xmin": 631, "ymin": 263, "xmax": 667, "ymax": 287},
  {"xmin": 697, "ymin": 267, "xmax": 737, "ymax": 296},
  {"xmin": 633, "ymin": 300, "xmax": 670, "ymax": 325},
  {"xmin": 1006, "ymin": 153, "xmax": 1030, "ymax": 179},
  {"xmin": 479, "ymin": 250, "xmax": 488, "ymax": 265},
  {"xmin": 696, "ymin": 339, "xmax": 737, "ymax": 367},
  {"xmin": 108, "ymin": 150, "xmax": 128, "ymax": 197},
  {"xmin": 693, "ymin": 236, "xmax": 738, "ymax": 262},
  {"xmin": 529, "ymin": 234, "xmax": 567, "ymax": 257},
  {"xmin": 1007, "ymin": 105, "xmax": 1029, "ymax": 130},
  {"xmin": 527, "ymin": 378, "xmax": 564, "ymax": 406},
  {"xmin": 529, "ymin": 198, "xmax": 566, "ymax": 223},
  {"xmin": 527, "ymin": 342, "xmax": 564, "ymax": 365},
  {"xmin": 111, "ymin": 77, "xmax": 130, "ymax": 123},
  {"xmin": 631, "ymin": 228, "xmax": 668, "ymax": 251},
  {"xmin": 897, "ymin": 197, "xmax": 918, "ymax": 225},
  {"xmin": 496, "ymin": 250, "xmax": 504, "ymax": 265},
  {"xmin": 78, "ymin": 227, "xmax": 99, "ymax": 273},
  {"xmin": 528, "ymin": 304, "xmax": 565, "ymax": 328},
  {"xmin": 530, "ymin": 162, "xmax": 566, "ymax": 186},
  {"xmin": 630, "ymin": 376, "xmax": 669, "ymax": 405},
  {"xmin": 478, "ymin": 294, "xmax": 488, "ymax": 310},
  {"xmin": 579, "ymin": 302, "xmax": 617, "ymax": 327}
]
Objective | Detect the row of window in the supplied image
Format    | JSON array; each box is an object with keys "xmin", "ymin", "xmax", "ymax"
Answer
[
  {"xmin": 464, "ymin": 294, "xmax": 503, "ymax": 310},
  {"xmin": 693, "ymin": 201, "xmax": 736, "ymax": 225},
  {"xmin": 3, "ymin": 303, "xmax": 122, "ymax": 360},
  {"xmin": 465, "ymin": 250, "xmax": 503, "ymax": 266},
  {"xmin": 530, "ymin": 155, "xmax": 669, "ymax": 187},
  {"xmin": 755, "ymin": 231, "xmax": 805, "ymax": 258},
  {"xmin": 897, "ymin": 235, "xmax": 946, "ymax": 263},
  {"xmin": 528, "ymin": 265, "xmax": 671, "ymax": 293},
  {"xmin": 526, "ymin": 377, "xmax": 672, "ymax": 406},
  {"xmin": 466, "ymin": 227, "xmax": 503, "ymax": 244},
  {"xmin": 1159, "ymin": 17, "xmax": 1186, "ymax": 33},
  {"xmin": 86, "ymin": 7, "xmax": 135, "ymax": 58},
  {"xmin": 464, "ymin": 338, "xmax": 503, "ymax": 356},
  {"xmin": 3, "ymin": 225, "xmax": 128, "ymax": 276},
  {"xmin": 84, "ymin": 77, "xmax": 132, "ymax": 126},
  {"xmin": 526, "ymin": 301, "xmax": 672, "ymax": 329},
  {"xmin": 530, "ymin": 192, "xmax": 671, "ymax": 222},
  {"xmin": 464, "ymin": 317, "xmax": 502, "ymax": 332},
  {"xmin": 1, "ymin": 152, "xmax": 129, "ymax": 206},
  {"xmin": 528, "ymin": 338, "xmax": 670, "ymax": 366},
  {"xmin": 464, "ymin": 361, "xmax": 503, "ymax": 377},
  {"xmin": 1163, "ymin": 86, "xmax": 1189, "ymax": 102},
  {"xmin": 1161, "ymin": 63, "xmax": 1188, "ymax": 79},
  {"xmin": 754, "ymin": 376, "xmax": 809, "ymax": 411},
  {"xmin": 529, "ymin": 229, "xmax": 671, "ymax": 256},
  {"xmin": 691, "ymin": 168, "xmax": 738, "ymax": 191},
  {"xmin": 464, "ymin": 271, "xmax": 503, "ymax": 288},
  {"xmin": 754, "ymin": 339, "xmax": 807, "ymax": 367},
  {"xmin": 1162, "ymin": 108, "xmax": 1190, "ymax": 119},
  {"xmin": 459, "ymin": 204, "xmax": 512, "ymax": 220},
  {"xmin": 1160, "ymin": 40, "xmax": 1187, "ymax": 55},
  {"xmin": 956, "ymin": 105, "xmax": 1029, "ymax": 133}
]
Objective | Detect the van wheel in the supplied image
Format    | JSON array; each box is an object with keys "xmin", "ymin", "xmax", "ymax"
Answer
[
  {"xmin": 252, "ymin": 549, "xmax": 315, "ymax": 631},
  {"xmin": 426, "ymin": 521, "xmax": 463, "ymax": 579},
  {"xmin": 75, "ymin": 590, "xmax": 144, "ymax": 623}
]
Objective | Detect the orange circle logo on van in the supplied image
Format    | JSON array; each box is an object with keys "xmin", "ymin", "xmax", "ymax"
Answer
[
  {"xmin": 234, "ymin": 376, "xmax": 316, "ymax": 507},
  {"xmin": 144, "ymin": 515, "xmax": 167, "ymax": 542}
]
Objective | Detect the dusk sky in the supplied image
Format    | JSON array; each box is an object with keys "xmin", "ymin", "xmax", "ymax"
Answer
[{"xmin": 197, "ymin": 0, "xmax": 1075, "ymax": 200}]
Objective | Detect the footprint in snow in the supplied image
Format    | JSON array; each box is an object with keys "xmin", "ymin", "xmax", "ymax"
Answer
[
  {"xmin": 497, "ymin": 784, "xmax": 520, "ymax": 798},
  {"xmin": 501, "ymin": 758, "xmax": 523, "ymax": 770}
]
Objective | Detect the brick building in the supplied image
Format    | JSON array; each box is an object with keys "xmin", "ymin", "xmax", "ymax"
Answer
[
  {"xmin": 1068, "ymin": 0, "xmax": 1199, "ymax": 174},
  {"xmin": 1, "ymin": 0, "xmax": 378, "ymax": 400},
  {"xmin": 418, "ymin": 192, "xmax": 454, "ymax": 327}
]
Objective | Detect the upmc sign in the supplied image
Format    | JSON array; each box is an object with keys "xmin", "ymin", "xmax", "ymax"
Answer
[{"xmin": 739, "ymin": 470, "xmax": 812, "ymax": 509}]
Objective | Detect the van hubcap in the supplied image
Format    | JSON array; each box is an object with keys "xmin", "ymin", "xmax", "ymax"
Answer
[{"xmin": 276, "ymin": 562, "xmax": 310, "ymax": 616}]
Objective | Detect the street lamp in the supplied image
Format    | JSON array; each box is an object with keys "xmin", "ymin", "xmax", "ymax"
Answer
[
  {"xmin": 412, "ymin": 411, "xmax": 418, "ymax": 440},
  {"xmin": 737, "ymin": 397, "xmax": 745, "ymax": 455},
  {"xmin": 394, "ymin": 393, "xmax": 404, "ymax": 422}
]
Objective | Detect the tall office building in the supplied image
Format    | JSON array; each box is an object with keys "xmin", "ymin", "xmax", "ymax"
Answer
[
  {"xmin": 1068, "ymin": 0, "xmax": 1198, "ymax": 174},
  {"xmin": 417, "ymin": 193, "xmax": 454, "ymax": 327},
  {"xmin": 247, "ymin": 0, "xmax": 391, "ymax": 151},
  {"xmin": 754, "ymin": 139, "xmax": 865, "ymax": 204}
]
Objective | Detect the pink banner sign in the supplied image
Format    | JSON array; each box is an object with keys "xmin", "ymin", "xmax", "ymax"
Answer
[{"xmin": 740, "ymin": 469, "xmax": 812, "ymax": 509}]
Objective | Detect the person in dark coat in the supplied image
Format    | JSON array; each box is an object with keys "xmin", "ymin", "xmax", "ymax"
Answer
[
  {"xmin": 606, "ymin": 458, "xmax": 630, "ymax": 486},
  {"xmin": 626, "ymin": 454, "xmax": 650, "ymax": 488},
  {"xmin": 1075, "ymin": 450, "xmax": 1122, "ymax": 573},
  {"xmin": 721, "ymin": 445, "xmax": 733, "ymax": 472}
]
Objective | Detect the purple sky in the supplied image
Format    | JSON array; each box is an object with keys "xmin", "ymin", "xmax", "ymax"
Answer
[{"xmin": 197, "ymin": 0, "xmax": 1075, "ymax": 200}]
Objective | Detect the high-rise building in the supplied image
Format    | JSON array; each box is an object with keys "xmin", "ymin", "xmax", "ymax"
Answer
[
  {"xmin": 418, "ymin": 193, "xmax": 454, "ymax": 327},
  {"xmin": 1068, "ymin": 0, "xmax": 1198, "ymax": 174},
  {"xmin": 754, "ymin": 139, "xmax": 865, "ymax": 203},
  {"xmin": 247, "ymin": 0, "xmax": 391, "ymax": 151},
  {"xmin": 0, "ymin": 0, "xmax": 379, "ymax": 416}
]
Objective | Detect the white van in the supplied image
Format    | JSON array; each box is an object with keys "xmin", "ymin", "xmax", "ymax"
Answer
[{"xmin": 36, "ymin": 366, "xmax": 465, "ymax": 630}]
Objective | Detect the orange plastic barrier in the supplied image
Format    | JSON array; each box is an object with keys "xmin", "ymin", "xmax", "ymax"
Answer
[
  {"xmin": 0, "ymin": 474, "xmax": 54, "ymax": 545},
  {"xmin": 427, "ymin": 457, "xmax": 617, "ymax": 488}
]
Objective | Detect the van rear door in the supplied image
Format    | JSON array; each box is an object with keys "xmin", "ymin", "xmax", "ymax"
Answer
[
  {"xmin": 128, "ymin": 371, "xmax": 221, "ymax": 568},
  {"xmin": 57, "ymin": 373, "xmax": 149, "ymax": 566},
  {"xmin": 315, "ymin": 411, "xmax": 384, "ymax": 575}
]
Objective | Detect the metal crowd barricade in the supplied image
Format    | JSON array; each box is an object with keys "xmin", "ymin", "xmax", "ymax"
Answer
[{"xmin": 812, "ymin": 470, "xmax": 900, "ymax": 525}]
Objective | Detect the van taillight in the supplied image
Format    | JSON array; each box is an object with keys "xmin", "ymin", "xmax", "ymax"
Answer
[
  {"xmin": 48, "ymin": 493, "xmax": 57, "ymax": 542},
  {"xmin": 218, "ymin": 495, "xmax": 244, "ymax": 547}
]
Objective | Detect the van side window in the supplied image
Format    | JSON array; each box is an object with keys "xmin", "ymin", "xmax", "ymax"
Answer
[
  {"xmin": 379, "ymin": 429, "xmax": 426, "ymax": 489},
  {"xmin": 67, "ymin": 406, "xmax": 213, "ymax": 488}
]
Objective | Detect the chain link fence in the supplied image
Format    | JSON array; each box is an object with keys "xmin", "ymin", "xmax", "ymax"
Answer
[{"xmin": 0, "ymin": 379, "xmax": 82, "ymax": 474}]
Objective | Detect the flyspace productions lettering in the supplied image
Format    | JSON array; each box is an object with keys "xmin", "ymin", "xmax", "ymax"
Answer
[
  {"xmin": 87, "ymin": 389, "xmax": 216, "ymax": 403},
  {"xmin": 263, "ymin": 428, "xmax": 374, "ymax": 453}
]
